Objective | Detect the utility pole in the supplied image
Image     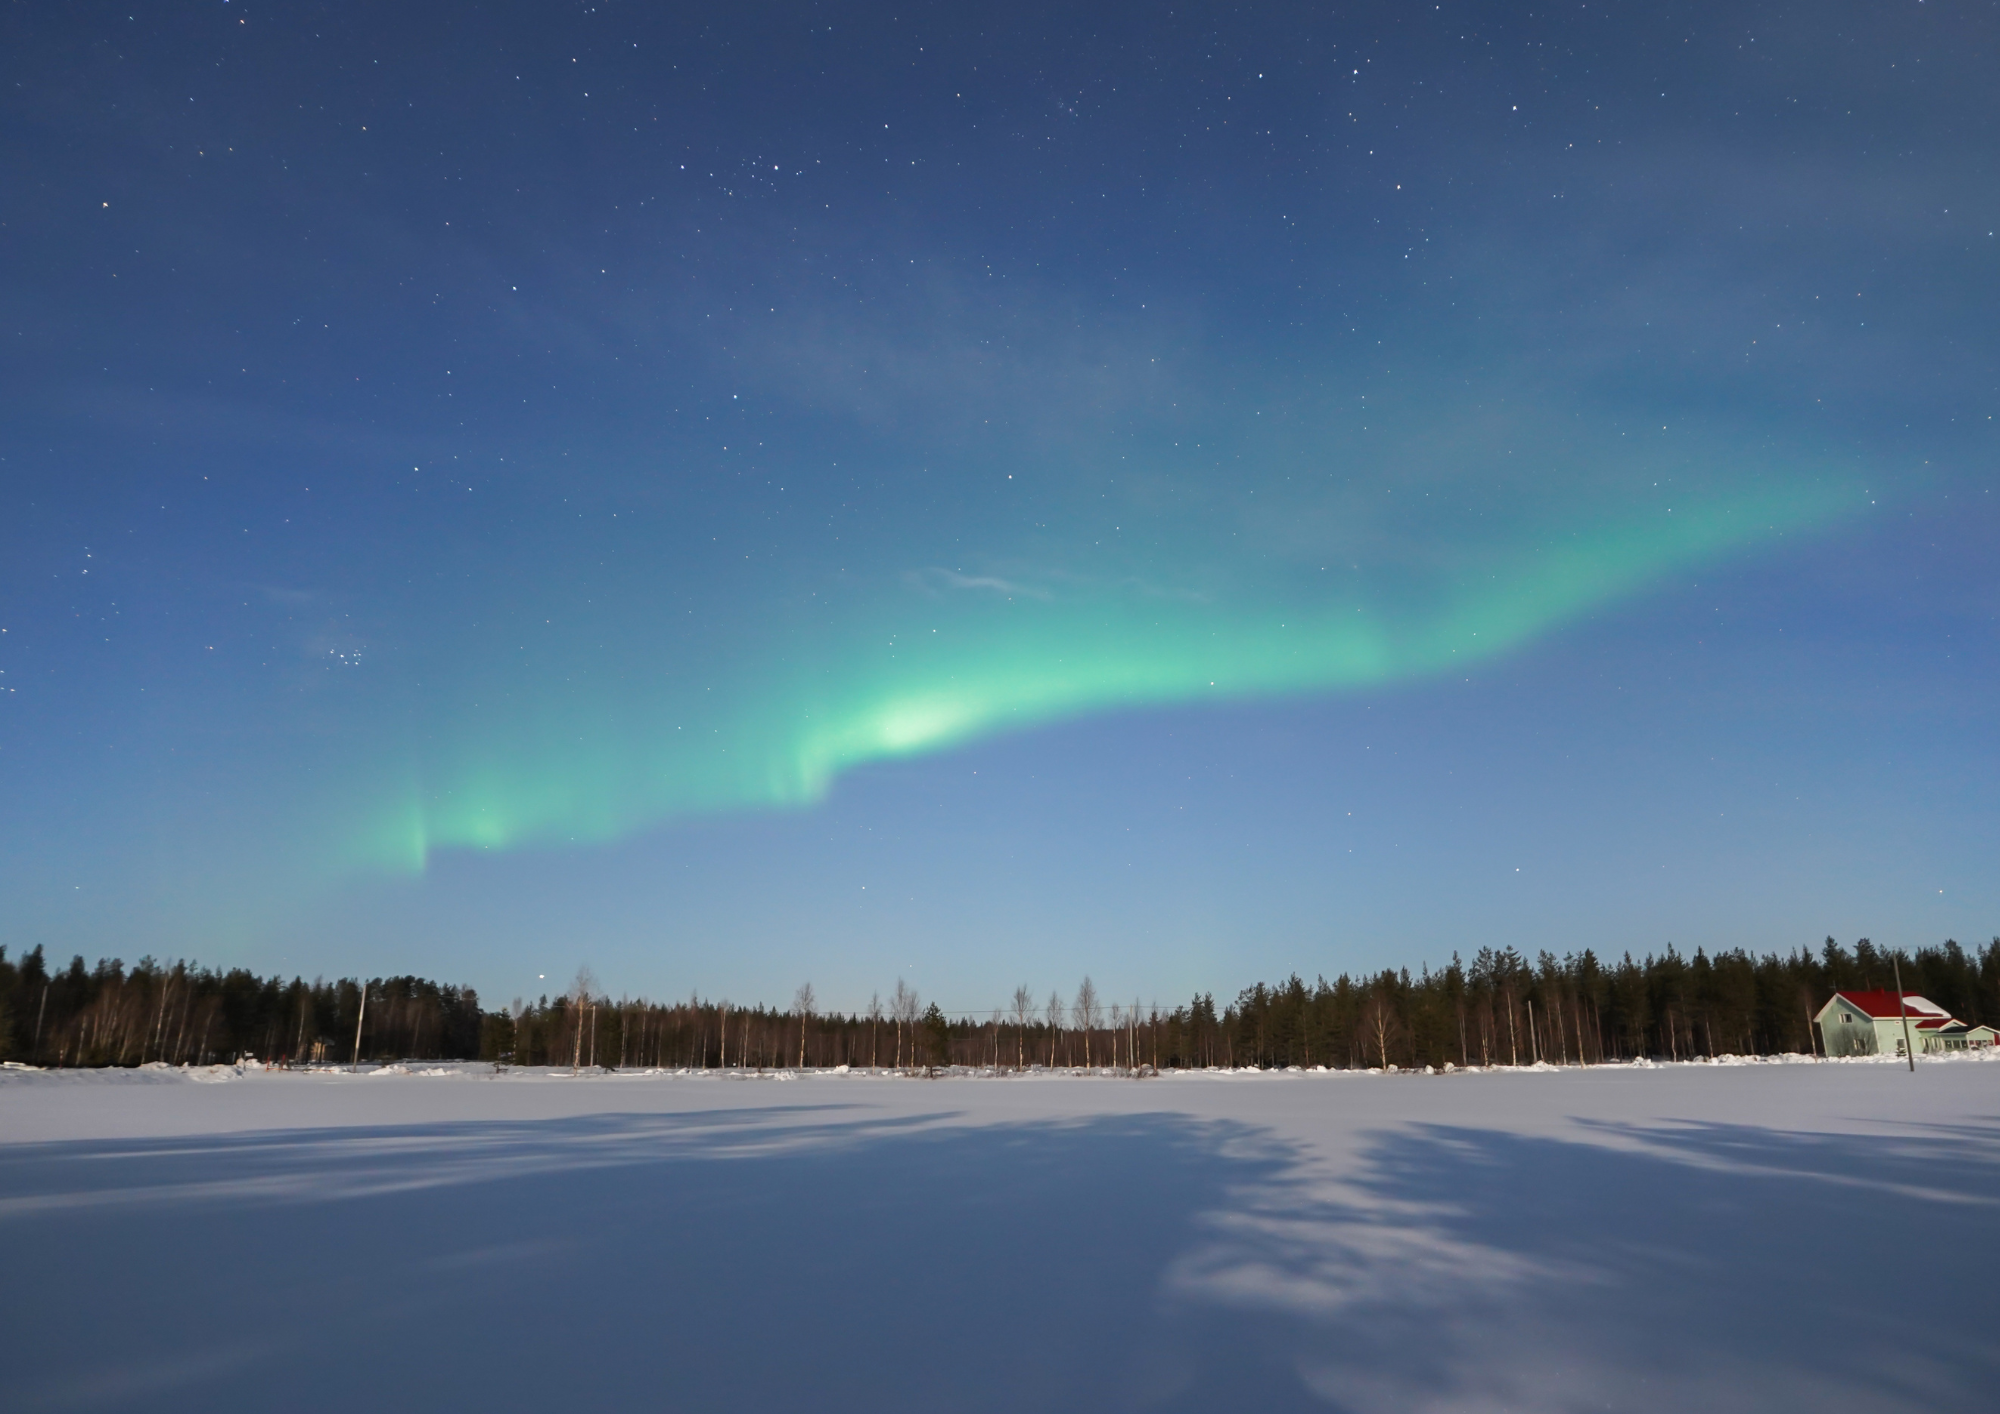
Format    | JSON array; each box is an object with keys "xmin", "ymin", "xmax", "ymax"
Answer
[
  {"xmin": 351, "ymin": 983, "xmax": 368, "ymax": 1066},
  {"xmin": 1892, "ymin": 955, "xmax": 1916, "ymax": 1072}
]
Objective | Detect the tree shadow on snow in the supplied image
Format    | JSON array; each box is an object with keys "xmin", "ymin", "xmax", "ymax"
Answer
[
  {"xmin": 1170, "ymin": 1114, "xmax": 2000, "ymax": 1413},
  {"xmin": 1, "ymin": 1106, "xmax": 1299, "ymax": 1412},
  {"xmin": 4, "ymin": 1105, "xmax": 1999, "ymax": 1412}
]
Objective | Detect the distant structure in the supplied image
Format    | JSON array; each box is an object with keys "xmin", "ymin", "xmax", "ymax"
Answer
[{"xmin": 1815, "ymin": 990, "xmax": 1992, "ymax": 1058}]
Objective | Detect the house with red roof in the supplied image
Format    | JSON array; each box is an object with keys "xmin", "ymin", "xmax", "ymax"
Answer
[{"xmin": 1814, "ymin": 990, "xmax": 1979, "ymax": 1059}]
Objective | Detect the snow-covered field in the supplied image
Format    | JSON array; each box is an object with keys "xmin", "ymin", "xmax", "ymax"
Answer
[{"xmin": 4, "ymin": 1057, "xmax": 1996, "ymax": 1412}]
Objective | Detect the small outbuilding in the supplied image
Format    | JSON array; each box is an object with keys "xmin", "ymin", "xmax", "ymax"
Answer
[{"xmin": 1814, "ymin": 990, "xmax": 1970, "ymax": 1058}]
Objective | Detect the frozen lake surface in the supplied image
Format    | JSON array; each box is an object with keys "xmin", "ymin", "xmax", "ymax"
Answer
[{"xmin": 4, "ymin": 1057, "xmax": 1996, "ymax": 1412}]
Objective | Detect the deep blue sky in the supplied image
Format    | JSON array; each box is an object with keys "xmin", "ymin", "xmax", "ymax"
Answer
[{"xmin": 3, "ymin": 1, "xmax": 1995, "ymax": 1012}]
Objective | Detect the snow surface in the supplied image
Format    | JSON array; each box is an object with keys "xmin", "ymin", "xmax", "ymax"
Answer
[{"xmin": 3, "ymin": 1057, "xmax": 1997, "ymax": 1412}]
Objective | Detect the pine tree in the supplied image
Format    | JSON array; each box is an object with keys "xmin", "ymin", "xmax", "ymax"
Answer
[{"xmin": 922, "ymin": 1003, "xmax": 950, "ymax": 1076}]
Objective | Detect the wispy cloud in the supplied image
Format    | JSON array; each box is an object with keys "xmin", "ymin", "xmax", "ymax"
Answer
[{"xmin": 905, "ymin": 567, "xmax": 1053, "ymax": 600}]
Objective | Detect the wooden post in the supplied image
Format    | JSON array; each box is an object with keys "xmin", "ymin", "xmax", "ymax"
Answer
[
  {"xmin": 351, "ymin": 984, "xmax": 368, "ymax": 1066},
  {"xmin": 1893, "ymin": 956, "xmax": 1916, "ymax": 1072}
]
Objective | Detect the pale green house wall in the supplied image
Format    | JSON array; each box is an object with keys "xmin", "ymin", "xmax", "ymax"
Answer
[
  {"xmin": 1875, "ymin": 1018, "xmax": 1915, "ymax": 1057},
  {"xmin": 1814, "ymin": 995, "xmax": 1965, "ymax": 1057},
  {"xmin": 1816, "ymin": 997, "xmax": 1881, "ymax": 1057}
]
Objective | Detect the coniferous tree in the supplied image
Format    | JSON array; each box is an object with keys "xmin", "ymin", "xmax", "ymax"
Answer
[{"xmin": 922, "ymin": 1003, "xmax": 950, "ymax": 1076}]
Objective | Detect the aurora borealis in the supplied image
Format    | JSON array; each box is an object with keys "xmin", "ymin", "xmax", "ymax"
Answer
[
  {"xmin": 350, "ymin": 418, "xmax": 1856, "ymax": 875},
  {"xmin": 2, "ymin": 2, "xmax": 1994, "ymax": 1001}
]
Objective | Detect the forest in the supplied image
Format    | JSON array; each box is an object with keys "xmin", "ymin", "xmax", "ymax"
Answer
[{"xmin": 2, "ymin": 937, "xmax": 1996, "ymax": 1073}]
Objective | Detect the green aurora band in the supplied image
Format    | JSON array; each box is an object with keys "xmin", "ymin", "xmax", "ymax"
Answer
[{"xmin": 338, "ymin": 408, "xmax": 1862, "ymax": 877}]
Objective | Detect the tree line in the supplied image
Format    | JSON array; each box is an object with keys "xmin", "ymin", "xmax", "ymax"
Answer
[
  {"xmin": 0, "ymin": 949, "xmax": 480, "ymax": 1068},
  {"xmin": 3, "ymin": 937, "xmax": 1996, "ymax": 1072}
]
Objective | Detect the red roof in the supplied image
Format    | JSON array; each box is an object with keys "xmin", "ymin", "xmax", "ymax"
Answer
[{"xmin": 1832, "ymin": 990, "xmax": 1951, "ymax": 1021}]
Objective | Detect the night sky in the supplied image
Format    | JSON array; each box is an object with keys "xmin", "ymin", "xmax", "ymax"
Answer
[{"xmin": 3, "ymin": 1, "xmax": 1995, "ymax": 1010}]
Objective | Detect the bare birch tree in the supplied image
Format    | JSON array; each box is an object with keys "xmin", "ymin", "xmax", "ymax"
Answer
[
  {"xmin": 866, "ymin": 991, "xmax": 883, "ymax": 1069},
  {"xmin": 1359, "ymin": 990, "xmax": 1403, "ymax": 1069},
  {"xmin": 1010, "ymin": 985, "xmax": 1034, "ymax": 1070},
  {"xmin": 891, "ymin": 979, "xmax": 918, "ymax": 1071},
  {"xmin": 1045, "ymin": 991, "xmax": 1064, "ymax": 1067},
  {"xmin": 1073, "ymin": 977, "xmax": 1100, "ymax": 1069},
  {"xmin": 569, "ymin": 968, "xmax": 597, "ymax": 1073},
  {"xmin": 793, "ymin": 982, "xmax": 816, "ymax": 1068}
]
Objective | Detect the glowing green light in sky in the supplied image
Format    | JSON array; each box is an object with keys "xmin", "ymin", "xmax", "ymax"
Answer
[{"xmin": 332, "ymin": 379, "xmax": 1859, "ymax": 877}]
